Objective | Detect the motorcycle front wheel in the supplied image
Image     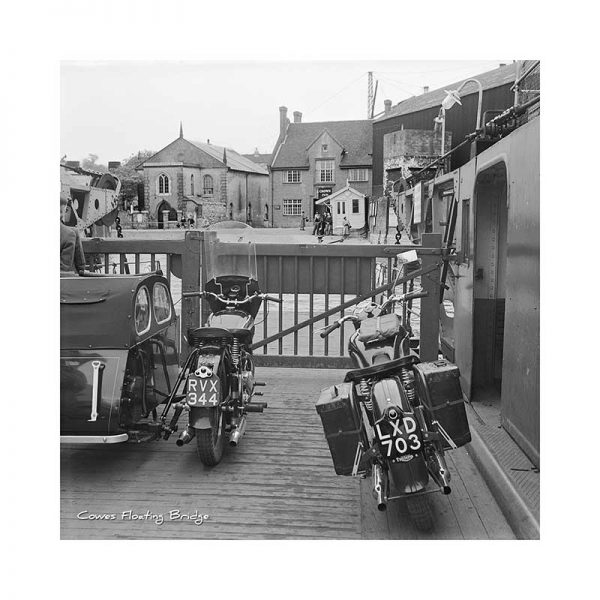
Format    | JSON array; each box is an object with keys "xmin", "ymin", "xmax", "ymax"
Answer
[
  {"xmin": 196, "ymin": 408, "xmax": 224, "ymax": 466},
  {"xmin": 405, "ymin": 494, "xmax": 435, "ymax": 532}
]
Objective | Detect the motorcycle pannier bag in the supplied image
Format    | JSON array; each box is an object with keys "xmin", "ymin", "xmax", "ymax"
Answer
[
  {"xmin": 413, "ymin": 360, "xmax": 471, "ymax": 449},
  {"xmin": 315, "ymin": 383, "xmax": 366, "ymax": 475},
  {"xmin": 357, "ymin": 313, "xmax": 401, "ymax": 344}
]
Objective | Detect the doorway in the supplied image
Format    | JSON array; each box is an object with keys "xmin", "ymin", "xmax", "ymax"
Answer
[
  {"xmin": 472, "ymin": 162, "xmax": 508, "ymax": 408},
  {"xmin": 157, "ymin": 201, "xmax": 170, "ymax": 229}
]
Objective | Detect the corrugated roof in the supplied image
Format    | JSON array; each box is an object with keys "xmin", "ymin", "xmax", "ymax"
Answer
[
  {"xmin": 189, "ymin": 140, "xmax": 268, "ymax": 175},
  {"xmin": 271, "ymin": 120, "xmax": 372, "ymax": 169},
  {"xmin": 376, "ymin": 63, "xmax": 517, "ymax": 122}
]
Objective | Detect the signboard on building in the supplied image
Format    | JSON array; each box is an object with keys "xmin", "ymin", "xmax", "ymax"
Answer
[
  {"xmin": 317, "ymin": 187, "xmax": 333, "ymax": 199},
  {"xmin": 413, "ymin": 182, "xmax": 423, "ymax": 224}
]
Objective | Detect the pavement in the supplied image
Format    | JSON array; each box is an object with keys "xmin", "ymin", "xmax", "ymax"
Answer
[{"xmin": 61, "ymin": 368, "xmax": 514, "ymax": 540}]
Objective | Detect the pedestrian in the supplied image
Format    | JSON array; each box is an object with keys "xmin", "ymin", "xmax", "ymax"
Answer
[
  {"xmin": 312, "ymin": 212, "xmax": 321, "ymax": 235},
  {"xmin": 60, "ymin": 194, "xmax": 86, "ymax": 274},
  {"xmin": 325, "ymin": 211, "xmax": 333, "ymax": 236},
  {"xmin": 300, "ymin": 211, "xmax": 305, "ymax": 231},
  {"xmin": 343, "ymin": 215, "xmax": 351, "ymax": 239}
]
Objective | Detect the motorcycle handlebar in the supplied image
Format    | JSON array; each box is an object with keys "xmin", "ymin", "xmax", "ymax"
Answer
[
  {"xmin": 182, "ymin": 291, "xmax": 283, "ymax": 305},
  {"xmin": 319, "ymin": 321, "xmax": 341, "ymax": 339}
]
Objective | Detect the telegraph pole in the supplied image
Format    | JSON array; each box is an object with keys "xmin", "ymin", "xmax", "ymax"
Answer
[{"xmin": 367, "ymin": 71, "xmax": 373, "ymax": 118}]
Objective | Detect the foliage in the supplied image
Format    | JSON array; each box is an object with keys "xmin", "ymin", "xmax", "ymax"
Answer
[
  {"xmin": 114, "ymin": 150, "xmax": 156, "ymax": 209},
  {"xmin": 81, "ymin": 153, "xmax": 108, "ymax": 172}
]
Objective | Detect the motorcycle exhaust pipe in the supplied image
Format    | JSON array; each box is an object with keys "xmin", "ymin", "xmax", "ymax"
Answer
[
  {"xmin": 431, "ymin": 450, "xmax": 452, "ymax": 494},
  {"xmin": 372, "ymin": 464, "xmax": 387, "ymax": 512},
  {"xmin": 176, "ymin": 426, "xmax": 196, "ymax": 447},
  {"xmin": 229, "ymin": 416, "xmax": 247, "ymax": 447}
]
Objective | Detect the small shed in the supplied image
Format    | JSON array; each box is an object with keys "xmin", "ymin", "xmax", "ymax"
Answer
[{"xmin": 316, "ymin": 184, "xmax": 366, "ymax": 235}]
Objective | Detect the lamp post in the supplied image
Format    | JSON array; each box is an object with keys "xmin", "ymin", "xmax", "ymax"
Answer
[{"xmin": 434, "ymin": 78, "xmax": 483, "ymax": 158}]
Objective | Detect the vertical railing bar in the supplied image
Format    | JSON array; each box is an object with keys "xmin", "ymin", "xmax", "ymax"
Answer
[
  {"xmin": 324, "ymin": 257, "xmax": 329, "ymax": 356},
  {"xmin": 120, "ymin": 253, "xmax": 127, "ymax": 274},
  {"xmin": 278, "ymin": 256, "xmax": 283, "ymax": 355},
  {"xmin": 263, "ymin": 255, "xmax": 268, "ymax": 355},
  {"xmin": 293, "ymin": 255, "xmax": 298, "ymax": 356},
  {"xmin": 150, "ymin": 253, "xmax": 156, "ymax": 272},
  {"xmin": 309, "ymin": 256, "xmax": 314, "ymax": 356},
  {"xmin": 387, "ymin": 256, "xmax": 393, "ymax": 298},
  {"xmin": 135, "ymin": 254, "xmax": 140, "ymax": 274},
  {"xmin": 340, "ymin": 257, "xmax": 345, "ymax": 356},
  {"xmin": 104, "ymin": 253, "xmax": 109, "ymax": 274},
  {"xmin": 166, "ymin": 254, "xmax": 171, "ymax": 286}
]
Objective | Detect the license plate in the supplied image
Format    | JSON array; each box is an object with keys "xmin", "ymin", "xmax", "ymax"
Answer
[
  {"xmin": 375, "ymin": 414, "xmax": 422, "ymax": 462},
  {"xmin": 186, "ymin": 375, "xmax": 221, "ymax": 406}
]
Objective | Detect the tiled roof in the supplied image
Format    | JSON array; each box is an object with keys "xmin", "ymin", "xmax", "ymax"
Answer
[
  {"xmin": 243, "ymin": 152, "xmax": 272, "ymax": 164},
  {"xmin": 189, "ymin": 140, "xmax": 268, "ymax": 175},
  {"xmin": 376, "ymin": 63, "xmax": 518, "ymax": 122},
  {"xmin": 271, "ymin": 119, "xmax": 372, "ymax": 169}
]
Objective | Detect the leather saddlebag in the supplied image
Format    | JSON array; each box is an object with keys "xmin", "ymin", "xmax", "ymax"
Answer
[
  {"xmin": 315, "ymin": 383, "xmax": 367, "ymax": 475},
  {"xmin": 413, "ymin": 359, "xmax": 471, "ymax": 449}
]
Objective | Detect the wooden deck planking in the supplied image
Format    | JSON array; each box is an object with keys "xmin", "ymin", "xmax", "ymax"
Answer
[{"xmin": 61, "ymin": 367, "xmax": 514, "ymax": 540}]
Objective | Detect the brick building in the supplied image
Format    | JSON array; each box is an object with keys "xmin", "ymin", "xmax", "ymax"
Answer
[
  {"xmin": 137, "ymin": 125, "xmax": 269, "ymax": 227},
  {"xmin": 269, "ymin": 108, "xmax": 372, "ymax": 228}
]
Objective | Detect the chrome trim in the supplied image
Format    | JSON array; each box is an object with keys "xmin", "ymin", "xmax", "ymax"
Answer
[{"xmin": 60, "ymin": 433, "xmax": 129, "ymax": 444}]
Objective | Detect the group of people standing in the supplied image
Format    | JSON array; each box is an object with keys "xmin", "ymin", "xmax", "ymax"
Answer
[{"xmin": 311, "ymin": 210, "xmax": 351, "ymax": 238}]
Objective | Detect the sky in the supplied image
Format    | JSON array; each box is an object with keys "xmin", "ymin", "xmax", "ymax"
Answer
[{"xmin": 60, "ymin": 60, "xmax": 510, "ymax": 165}]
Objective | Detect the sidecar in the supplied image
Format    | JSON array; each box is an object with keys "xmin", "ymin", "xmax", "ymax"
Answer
[{"xmin": 60, "ymin": 273, "xmax": 179, "ymax": 443}]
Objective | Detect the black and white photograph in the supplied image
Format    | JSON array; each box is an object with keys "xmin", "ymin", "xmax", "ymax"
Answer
[
  {"xmin": 57, "ymin": 58, "xmax": 539, "ymax": 541},
  {"xmin": 5, "ymin": 1, "xmax": 597, "ymax": 597}
]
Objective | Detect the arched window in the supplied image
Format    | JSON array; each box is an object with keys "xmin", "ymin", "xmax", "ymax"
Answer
[
  {"xmin": 158, "ymin": 173, "xmax": 170, "ymax": 195},
  {"xmin": 203, "ymin": 175, "xmax": 214, "ymax": 195},
  {"xmin": 190, "ymin": 174, "xmax": 195, "ymax": 196}
]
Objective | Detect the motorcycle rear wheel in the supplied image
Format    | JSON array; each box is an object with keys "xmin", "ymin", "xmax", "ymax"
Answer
[
  {"xmin": 196, "ymin": 409, "xmax": 224, "ymax": 466},
  {"xmin": 405, "ymin": 495, "xmax": 435, "ymax": 532}
]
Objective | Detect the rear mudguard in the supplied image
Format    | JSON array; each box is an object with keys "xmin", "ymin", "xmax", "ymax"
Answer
[
  {"xmin": 371, "ymin": 378, "xmax": 429, "ymax": 494},
  {"xmin": 188, "ymin": 349, "xmax": 227, "ymax": 430}
]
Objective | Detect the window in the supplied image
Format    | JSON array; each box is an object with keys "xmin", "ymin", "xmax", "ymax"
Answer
[
  {"xmin": 158, "ymin": 173, "xmax": 170, "ymax": 195},
  {"xmin": 337, "ymin": 201, "xmax": 345, "ymax": 215},
  {"xmin": 283, "ymin": 199, "xmax": 302, "ymax": 216},
  {"xmin": 190, "ymin": 174, "xmax": 195, "ymax": 196},
  {"xmin": 317, "ymin": 160, "xmax": 334, "ymax": 183},
  {"xmin": 352, "ymin": 198, "xmax": 360, "ymax": 213},
  {"xmin": 347, "ymin": 168, "xmax": 368, "ymax": 182},
  {"xmin": 153, "ymin": 283, "xmax": 172, "ymax": 324},
  {"xmin": 134, "ymin": 286, "xmax": 151, "ymax": 335},
  {"xmin": 203, "ymin": 174, "xmax": 214, "ymax": 195},
  {"xmin": 321, "ymin": 144, "xmax": 328, "ymax": 153},
  {"xmin": 283, "ymin": 170, "xmax": 301, "ymax": 183}
]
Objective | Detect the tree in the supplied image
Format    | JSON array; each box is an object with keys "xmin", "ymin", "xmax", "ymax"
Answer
[
  {"xmin": 81, "ymin": 153, "xmax": 108, "ymax": 172},
  {"xmin": 114, "ymin": 150, "xmax": 156, "ymax": 210}
]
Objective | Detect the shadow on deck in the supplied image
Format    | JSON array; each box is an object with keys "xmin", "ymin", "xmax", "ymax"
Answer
[{"xmin": 60, "ymin": 368, "xmax": 514, "ymax": 540}]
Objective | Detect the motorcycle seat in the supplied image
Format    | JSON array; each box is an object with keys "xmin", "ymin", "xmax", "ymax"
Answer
[{"xmin": 344, "ymin": 355, "xmax": 418, "ymax": 382}]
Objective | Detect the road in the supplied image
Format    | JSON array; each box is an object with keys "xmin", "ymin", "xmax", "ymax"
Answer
[{"xmin": 61, "ymin": 368, "xmax": 514, "ymax": 539}]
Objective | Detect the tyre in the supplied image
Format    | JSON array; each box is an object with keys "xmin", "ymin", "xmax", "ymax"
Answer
[
  {"xmin": 196, "ymin": 408, "xmax": 224, "ymax": 466},
  {"xmin": 405, "ymin": 494, "xmax": 435, "ymax": 532}
]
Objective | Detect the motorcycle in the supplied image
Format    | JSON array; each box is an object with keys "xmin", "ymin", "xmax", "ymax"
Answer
[
  {"xmin": 161, "ymin": 233, "xmax": 281, "ymax": 466},
  {"xmin": 316, "ymin": 288, "xmax": 471, "ymax": 531}
]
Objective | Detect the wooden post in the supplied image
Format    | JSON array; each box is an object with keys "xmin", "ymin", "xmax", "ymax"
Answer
[
  {"xmin": 180, "ymin": 230, "xmax": 204, "ymax": 363},
  {"xmin": 419, "ymin": 233, "xmax": 442, "ymax": 362},
  {"xmin": 201, "ymin": 231, "xmax": 217, "ymax": 325}
]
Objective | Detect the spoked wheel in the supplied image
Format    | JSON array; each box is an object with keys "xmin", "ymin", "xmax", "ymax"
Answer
[
  {"xmin": 196, "ymin": 408, "xmax": 224, "ymax": 466},
  {"xmin": 405, "ymin": 494, "xmax": 435, "ymax": 532}
]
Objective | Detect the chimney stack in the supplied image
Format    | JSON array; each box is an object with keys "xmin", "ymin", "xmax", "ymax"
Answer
[
  {"xmin": 423, "ymin": 86, "xmax": 429, "ymax": 94},
  {"xmin": 384, "ymin": 99, "xmax": 392, "ymax": 115},
  {"xmin": 279, "ymin": 106, "xmax": 288, "ymax": 135},
  {"xmin": 66, "ymin": 161, "xmax": 80, "ymax": 169},
  {"xmin": 499, "ymin": 63, "xmax": 506, "ymax": 67},
  {"xmin": 108, "ymin": 161, "xmax": 121, "ymax": 171},
  {"xmin": 293, "ymin": 111, "xmax": 302, "ymax": 124}
]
